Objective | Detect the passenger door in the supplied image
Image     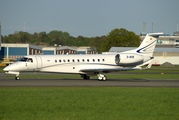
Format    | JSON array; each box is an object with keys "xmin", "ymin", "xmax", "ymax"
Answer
[{"xmin": 35, "ymin": 56, "xmax": 42, "ymax": 69}]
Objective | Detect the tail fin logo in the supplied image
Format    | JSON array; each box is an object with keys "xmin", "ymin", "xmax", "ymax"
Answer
[
  {"xmin": 122, "ymin": 32, "xmax": 163, "ymax": 56},
  {"xmin": 136, "ymin": 40, "xmax": 156, "ymax": 54}
]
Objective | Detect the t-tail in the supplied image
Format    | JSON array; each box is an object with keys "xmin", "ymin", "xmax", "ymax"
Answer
[{"xmin": 123, "ymin": 32, "xmax": 163, "ymax": 56}]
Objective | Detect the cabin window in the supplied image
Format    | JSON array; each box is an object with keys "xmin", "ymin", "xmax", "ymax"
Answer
[
  {"xmin": 98, "ymin": 59, "xmax": 100, "ymax": 62},
  {"xmin": 102, "ymin": 59, "xmax": 105, "ymax": 62},
  {"xmin": 93, "ymin": 59, "xmax": 95, "ymax": 62},
  {"xmin": 72, "ymin": 59, "xmax": 75, "ymax": 62},
  {"xmin": 82, "ymin": 59, "xmax": 85, "ymax": 62},
  {"xmin": 59, "ymin": 60, "xmax": 61, "ymax": 62},
  {"xmin": 68, "ymin": 59, "xmax": 70, "ymax": 62},
  {"xmin": 63, "ymin": 59, "xmax": 66, "ymax": 62},
  {"xmin": 87, "ymin": 59, "xmax": 89, "ymax": 62},
  {"xmin": 55, "ymin": 60, "xmax": 57, "ymax": 63},
  {"xmin": 77, "ymin": 59, "xmax": 80, "ymax": 62}
]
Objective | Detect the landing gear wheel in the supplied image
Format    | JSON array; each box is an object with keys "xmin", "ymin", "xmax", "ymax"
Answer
[
  {"xmin": 97, "ymin": 74, "xmax": 107, "ymax": 81},
  {"xmin": 102, "ymin": 76, "xmax": 107, "ymax": 81},
  {"xmin": 86, "ymin": 76, "xmax": 90, "ymax": 79},
  {"xmin": 81, "ymin": 75, "xmax": 90, "ymax": 80},
  {"xmin": 15, "ymin": 76, "xmax": 20, "ymax": 80}
]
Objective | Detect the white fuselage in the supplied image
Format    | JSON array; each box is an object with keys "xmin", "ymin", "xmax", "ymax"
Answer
[{"xmin": 4, "ymin": 53, "xmax": 151, "ymax": 75}]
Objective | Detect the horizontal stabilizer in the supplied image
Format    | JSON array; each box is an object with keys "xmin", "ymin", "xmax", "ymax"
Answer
[{"xmin": 147, "ymin": 32, "xmax": 164, "ymax": 38}]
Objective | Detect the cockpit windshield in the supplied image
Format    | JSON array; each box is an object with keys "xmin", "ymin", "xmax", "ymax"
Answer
[
  {"xmin": 20, "ymin": 57, "xmax": 28, "ymax": 62},
  {"xmin": 19, "ymin": 57, "xmax": 33, "ymax": 62}
]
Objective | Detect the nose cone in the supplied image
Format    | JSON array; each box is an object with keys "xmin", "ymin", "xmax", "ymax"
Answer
[
  {"xmin": 3, "ymin": 66, "xmax": 9, "ymax": 71},
  {"xmin": 3, "ymin": 63, "xmax": 18, "ymax": 71}
]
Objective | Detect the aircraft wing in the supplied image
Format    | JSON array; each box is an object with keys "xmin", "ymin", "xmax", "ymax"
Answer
[
  {"xmin": 80, "ymin": 68, "xmax": 118, "ymax": 73},
  {"xmin": 80, "ymin": 66, "xmax": 142, "ymax": 74}
]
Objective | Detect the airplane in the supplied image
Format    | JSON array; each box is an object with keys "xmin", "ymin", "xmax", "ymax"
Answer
[{"xmin": 3, "ymin": 32, "xmax": 163, "ymax": 81}]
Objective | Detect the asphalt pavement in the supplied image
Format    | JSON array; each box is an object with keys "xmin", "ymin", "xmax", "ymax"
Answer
[{"xmin": 0, "ymin": 73, "xmax": 179, "ymax": 87}]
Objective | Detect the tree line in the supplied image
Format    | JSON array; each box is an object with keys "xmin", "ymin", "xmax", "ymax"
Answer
[{"xmin": 1, "ymin": 28, "xmax": 140, "ymax": 52}]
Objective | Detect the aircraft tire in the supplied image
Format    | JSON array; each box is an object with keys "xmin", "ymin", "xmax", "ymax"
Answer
[
  {"xmin": 98, "ymin": 76, "xmax": 107, "ymax": 81},
  {"xmin": 103, "ymin": 76, "xmax": 107, "ymax": 81},
  {"xmin": 15, "ymin": 76, "xmax": 20, "ymax": 80},
  {"xmin": 82, "ymin": 75, "xmax": 90, "ymax": 80},
  {"xmin": 86, "ymin": 76, "xmax": 90, "ymax": 79}
]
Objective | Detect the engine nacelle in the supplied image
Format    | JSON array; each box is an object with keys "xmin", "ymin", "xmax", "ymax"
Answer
[{"xmin": 115, "ymin": 53, "xmax": 150, "ymax": 67}]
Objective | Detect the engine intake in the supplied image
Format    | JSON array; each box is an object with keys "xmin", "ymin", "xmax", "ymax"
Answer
[
  {"xmin": 115, "ymin": 54, "xmax": 121, "ymax": 65},
  {"xmin": 115, "ymin": 53, "xmax": 149, "ymax": 67}
]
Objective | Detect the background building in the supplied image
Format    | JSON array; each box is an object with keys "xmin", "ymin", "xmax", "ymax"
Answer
[
  {"xmin": 42, "ymin": 46, "xmax": 77, "ymax": 55},
  {"xmin": 0, "ymin": 43, "xmax": 42, "ymax": 60},
  {"xmin": 140, "ymin": 33, "xmax": 179, "ymax": 47},
  {"xmin": 0, "ymin": 43, "xmax": 96, "ymax": 61}
]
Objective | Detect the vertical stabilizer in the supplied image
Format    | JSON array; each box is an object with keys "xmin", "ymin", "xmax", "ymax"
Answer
[
  {"xmin": 123, "ymin": 32, "xmax": 163, "ymax": 56},
  {"xmin": 136, "ymin": 34, "xmax": 157, "ymax": 56}
]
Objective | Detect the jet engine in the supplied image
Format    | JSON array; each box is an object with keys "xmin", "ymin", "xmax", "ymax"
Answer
[{"xmin": 115, "ymin": 53, "xmax": 150, "ymax": 67}]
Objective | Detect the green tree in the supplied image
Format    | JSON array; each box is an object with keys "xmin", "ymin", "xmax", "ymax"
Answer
[
  {"xmin": 65, "ymin": 36, "xmax": 76, "ymax": 46},
  {"xmin": 100, "ymin": 28, "xmax": 140, "ymax": 52},
  {"xmin": 48, "ymin": 30, "xmax": 71, "ymax": 46},
  {"xmin": 8, "ymin": 34, "xmax": 20, "ymax": 43},
  {"xmin": 2, "ymin": 35, "xmax": 9, "ymax": 43},
  {"xmin": 20, "ymin": 32, "xmax": 31, "ymax": 43},
  {"xmin": 90, "ymin": 36, "xmax": 106, "ymax": 53},
  {"xmin": 39, "ymin": 31, "xmax": 49, "ymax": 44},
  {"xmin": 31, "ymin": 32, "xmax": 39, "ymax": 44}
]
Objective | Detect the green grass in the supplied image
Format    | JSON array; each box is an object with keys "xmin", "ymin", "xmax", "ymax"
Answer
[
  {"xmin": 0, "ymin": 87, "xmax": 179, "ymax": 120},
  {"xmin": 0, "ymin": 67, "xmax": 4, "ymax": 73}
]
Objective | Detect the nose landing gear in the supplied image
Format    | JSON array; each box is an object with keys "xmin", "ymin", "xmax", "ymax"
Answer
[
  {"xmin": 15, "ymin": 75, "xmax": 20, "ymax": 80},
  {"xmin": 4, "ymin": 71, "xmax": 20, "ymax": 80}
]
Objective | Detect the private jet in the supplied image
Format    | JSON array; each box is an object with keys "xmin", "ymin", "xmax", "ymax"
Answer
[{"xmin": 3, "ymin": 32, "xmax": 163, "ymax": 80}]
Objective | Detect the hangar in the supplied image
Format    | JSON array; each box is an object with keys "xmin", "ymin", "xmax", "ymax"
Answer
[
  {"xmin": 42, "ymin": 46, "xmax": 77, "ymax": 55},
  {"xmin": 0, "ymin": 43, "xmax": 42, "ymax": 60}
]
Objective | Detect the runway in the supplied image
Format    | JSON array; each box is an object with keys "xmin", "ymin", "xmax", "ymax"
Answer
[{"xmin": 0, "ymin": 73, "xmax": 179, "ymax": 87}]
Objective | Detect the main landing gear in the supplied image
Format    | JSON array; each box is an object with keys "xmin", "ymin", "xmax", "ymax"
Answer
[
  {"xmin": 81, "ymin": 74, "xmax": 107, "ymax": 81},
  {"xmin": 15, "ymin": 75, "xmax": 20, "ymax": 80},
  {"xmin": 81, "ymin": 74, "xmax": 90, "ymax": 80},
  {"xmin": 97, "ymin": 74, "xmax": 107, "ymax": 81}
]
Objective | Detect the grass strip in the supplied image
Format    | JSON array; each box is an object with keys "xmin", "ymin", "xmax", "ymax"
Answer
[{"xmin": 0, "ymin": 87, "xmax": 179, "ymax": 120}]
